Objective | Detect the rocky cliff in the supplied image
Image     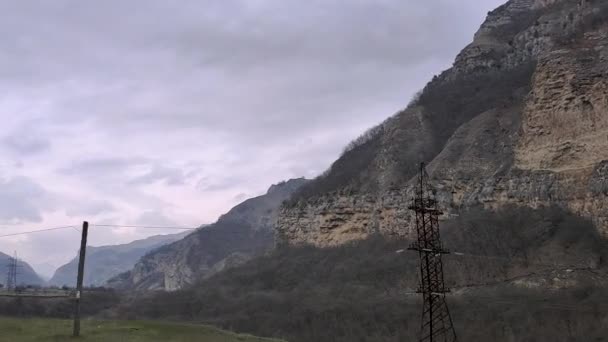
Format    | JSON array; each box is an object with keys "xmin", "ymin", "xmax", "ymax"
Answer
[
  {"xmin": 278, "ymin": 0, "xmax": 608, "ymax": 246},
  {"xmin": 109, "ymin": 178, "xmax": 307, "ymax": 291}
]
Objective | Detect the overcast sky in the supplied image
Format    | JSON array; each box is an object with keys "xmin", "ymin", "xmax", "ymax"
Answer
[{"xmin": 0, "ymin": 0, "xmax": 505, "ymax": 274}]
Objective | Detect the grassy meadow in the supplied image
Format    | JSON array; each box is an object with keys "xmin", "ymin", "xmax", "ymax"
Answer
[{"xmin": 0, "ymin": 317, "xmax": 282, "ymax": 342}]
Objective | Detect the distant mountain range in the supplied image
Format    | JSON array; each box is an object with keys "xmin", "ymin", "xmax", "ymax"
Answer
[
  {"xmin": 48, "ymin": 231, "xmax": 192, "ymax": 287},
  {"xmin": 0, "ymin": 252, "xmax": 44, "ymax": 286}
]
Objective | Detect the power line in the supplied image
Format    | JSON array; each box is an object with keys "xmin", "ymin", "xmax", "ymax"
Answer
[
  {"xmin": 89, "ymin": 224, "xmax": 198, "ymax": 230},
  {"xmin": 456, "ymin": 294, "xmax": 608, "ymax": 313},
  {"xmin": 448, "ymin": 251, "xmax": 595, "ymax": 270},
  {"xmin": 398, "ymin": 248, "xmax": 597, "ymax": 270},
  {"xmin": 0, "ymin": 224, "xmax": 199, "ymax": 239},
  {"xmin": 0, "ymin": 226, "xmax": 77, "ymax": 238},
  {"xmin": 0, "ymin": 223, "xmax": 257, "ymax": 239}
]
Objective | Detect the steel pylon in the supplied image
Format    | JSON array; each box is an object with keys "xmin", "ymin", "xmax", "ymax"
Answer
[{"xmin": 408, "ymin": 163, "xmax": 457, "ymax": 342}]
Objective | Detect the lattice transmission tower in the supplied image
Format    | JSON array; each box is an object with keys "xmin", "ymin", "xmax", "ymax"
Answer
[
  {"xmin": 5, "ymin": 252, "xmax": 19, "ymax": 291},
  {"xmin": 408, "ymin": 163, "xmax": 457, "ymax": 342}
]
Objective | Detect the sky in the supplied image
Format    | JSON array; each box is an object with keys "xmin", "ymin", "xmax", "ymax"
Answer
[{"xmin": 0, "ymin": 0, "xmax": 505, "ymax": 274}]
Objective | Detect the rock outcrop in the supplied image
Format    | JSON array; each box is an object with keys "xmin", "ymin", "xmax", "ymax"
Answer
[
  {"xmin": 109, "ymin": 178, "xmax": 307, "ymax": 291},
  {"xmin": 278, "ymin": 0, "xmax": 608, "ymax": 246}
]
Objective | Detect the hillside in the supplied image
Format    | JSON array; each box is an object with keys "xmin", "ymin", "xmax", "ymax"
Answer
[
  {"xmin": 278, "ymin": 0, "xmax": 608, "ymax": 246},
  {"xmin": 109, "ymin": 178, "xmax": 307, "ymax": 291},
  {"xmin": 111, "ymin": 2, "xmax": 608, "ymax": 340},
  {"xmin": 0, "ymin": 253, "xmax": 44, "ymax": 287},
  {"xmin": 119, "ymin": 206, "xmax": 608, "ymax": 342},
  {"xmin": 48, "ymin": 232, "xmax": 191, "ymax": 287}
]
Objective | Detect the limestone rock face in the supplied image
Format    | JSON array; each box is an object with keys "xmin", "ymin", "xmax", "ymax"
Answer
[
  {"xmin": 278, "ymin": 0, "xmax": 608, "ymax": 247},
  {"xmin": 516, "ymin": 46, "xmax": 608, "ymax": 171}
]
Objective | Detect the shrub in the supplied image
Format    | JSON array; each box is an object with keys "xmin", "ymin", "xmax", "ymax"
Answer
[{"xmin": 118, "ymin": 206, "xmax": 608, "ymax": 342}]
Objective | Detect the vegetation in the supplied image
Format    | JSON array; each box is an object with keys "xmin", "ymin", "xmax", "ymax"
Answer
[
  {"xmin": 341, "ymin": 116, "xmax": 394, "ymax": 157},
  {"xmin": 557, "ymin": 0, "xmax": 608, "ymax": 45},
  {"xmin": 417, "ymin": 62, "xmax": 535, "ymax": 146},
  {"xmin": 116, "ymin": 206, "xmax": 608, "ymax": 342},
  {"xmin": 0, "ymin": 207, "xmax": 604, "ymax": 341},
  {"xmin": 0, "ymin": 317, "xmax": 281, "ymax": 342},
  {"xmin": 286, "ymin": 57, "xmax": 536, "ymax": 206},
  {"xmin": 0, "ymin": 288, "xmax": 120, "ymax": 318},
  {"xmin": 441, "ymin": 206, "xmax": 608, "ymax": 286},
  {"xmin": 489, "ymin": 8, "xmax": 543, "ymax": 39},
  {"xmin": 285, "ymin": 0, "xmax": 607, "ymax": 207}
]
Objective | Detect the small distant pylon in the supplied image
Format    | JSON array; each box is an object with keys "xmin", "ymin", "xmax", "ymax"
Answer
[
  {"xmin": 408, "ymin": 163, "xmax": 457, "ymax": 342},
  {"xmin": 6, "ymin": 252, "xmax": 19, "ymax": 291}
]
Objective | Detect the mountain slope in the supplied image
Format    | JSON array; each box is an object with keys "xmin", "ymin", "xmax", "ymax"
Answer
[
  {"xmin": 278, "ymin": 0, "xmax": 608, "ymax": 246},
  {"xmin": 119, "ymin": 205, "xmax": 608, "ymax": 342},
  {"xmin": 0, "ymin": 252, "xmax": 44, "ymax": 286},
  {"xmin": 49, "ymin": 232, "xmax": 190, "ymax": 287},
  {"xmin": 109, "ymin": 178, "xmax": 307, "ymax": 291},
  {"xmin": 108, "ymin": 2, "xmax": 608, "ymax": 341}
]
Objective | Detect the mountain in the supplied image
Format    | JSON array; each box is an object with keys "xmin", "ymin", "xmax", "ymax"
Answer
[
  {"xmin": 118, "ymin": 206, "xmax": 608, "ymax": 342},
  {"xmin": 278, "ymin": 0, "xmax": 608, "ymax": 247},
  {"xmin": 108, "ymin": 178, "xmax": 308, "ymax": 291},
  {"xmin": 0, "ymin": 252, "xmax": 44, "ymax": 286},
  {"xmin": 108, "ymin": 2, "xmax": 608, "ymax": 341},
  {"xmin": 49, "ymin": 231, "xmax": 191, "ymax": 287}
]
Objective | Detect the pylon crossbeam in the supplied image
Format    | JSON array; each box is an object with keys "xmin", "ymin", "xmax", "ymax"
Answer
[{"xmin": 408, "ymin": 163, "xmax": 457, "ymax": 342}]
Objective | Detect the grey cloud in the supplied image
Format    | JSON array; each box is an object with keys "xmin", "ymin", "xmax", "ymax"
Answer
[
  {"xmin": 135, "ymin": 211, "xmax": 178, "ymax": 227},
  {"xmin": 0, "ymin": 0, "xmax": 506, "ymax": 266},
  {"xmin": 0, "ymin": 0, "xmax": 505, "ymax": 145},
  {"xmin": 60, "ymin": 158, "xmax": 142, "ymax": 176},
  {"xmin": 3, "ymin": 134, "xmax": 51, "ymax": 155},
  {"xmin": 129, "ymin": 165, "xmax": 188, "ymax": 186},
  {"xmin": 197, "ymin": 174, "xmax": 247, "ymax": 192},
  {"xmin": 57, "ymin": 157, "xmax": 173, "ymax": 213},
  {"xmin": 65, "ymin": 200, "xmax": 115, "ymax": 217},
  {"xmin": 0, "ymin": 176, "xmax": 52, "ymax": 223}
]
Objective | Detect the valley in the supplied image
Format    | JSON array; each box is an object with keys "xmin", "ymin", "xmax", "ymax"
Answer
[{"xmin": 0, "ymin": 0, "xmax": 607, "ymax": 341}]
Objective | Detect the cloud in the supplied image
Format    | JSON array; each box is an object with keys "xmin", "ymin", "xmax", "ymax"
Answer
[
  {"xmin": 135, "ymin": 211, "xmax": 178, "ymax": 227},
  {"xmin": 59, "ymin": 158, "xmax": 142, "ymax": 176},
  {"xmin": 0, "ymin": 0, "xmax": 506, "ymax": 268},
  {"xmin": 197, "ymin": 175, "xmax": 246, "ymax": 193},
  {"xmin": 3, "ymin": 134, "xmax": 51, "ymax": 155},
  {"xmin": 0, "ymin": 176, "xmax": 52, "ymax": 223},
  {"xmin": 129, "ymin": 165, "xmax": 188, "ymax": 186},
  {"xmin": 65, "ymin": 200, "xmax": 115, "ymax": 217}
]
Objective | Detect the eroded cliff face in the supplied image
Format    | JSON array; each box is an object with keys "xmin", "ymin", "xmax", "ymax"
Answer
[
  {"xmin": 516, "ymin": 44, "xmax": 608, "ymax": 171},
  {"xmin": 109, "ymin": 178, "xmax": 307, "ymax": 291},
  {"xmin": 278, "ymin": 0, "xmax": 608, "ymax": 247}
]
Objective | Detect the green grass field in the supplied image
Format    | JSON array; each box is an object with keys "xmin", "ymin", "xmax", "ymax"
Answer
[{"xmin": 0, "ymin": 317, "xmax": 283, "ymax": 342}]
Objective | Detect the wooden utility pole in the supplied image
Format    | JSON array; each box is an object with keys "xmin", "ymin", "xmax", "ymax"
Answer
[{"xmin": 73, "ymin": 221, "xmax": 88, "ymax": 337}]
